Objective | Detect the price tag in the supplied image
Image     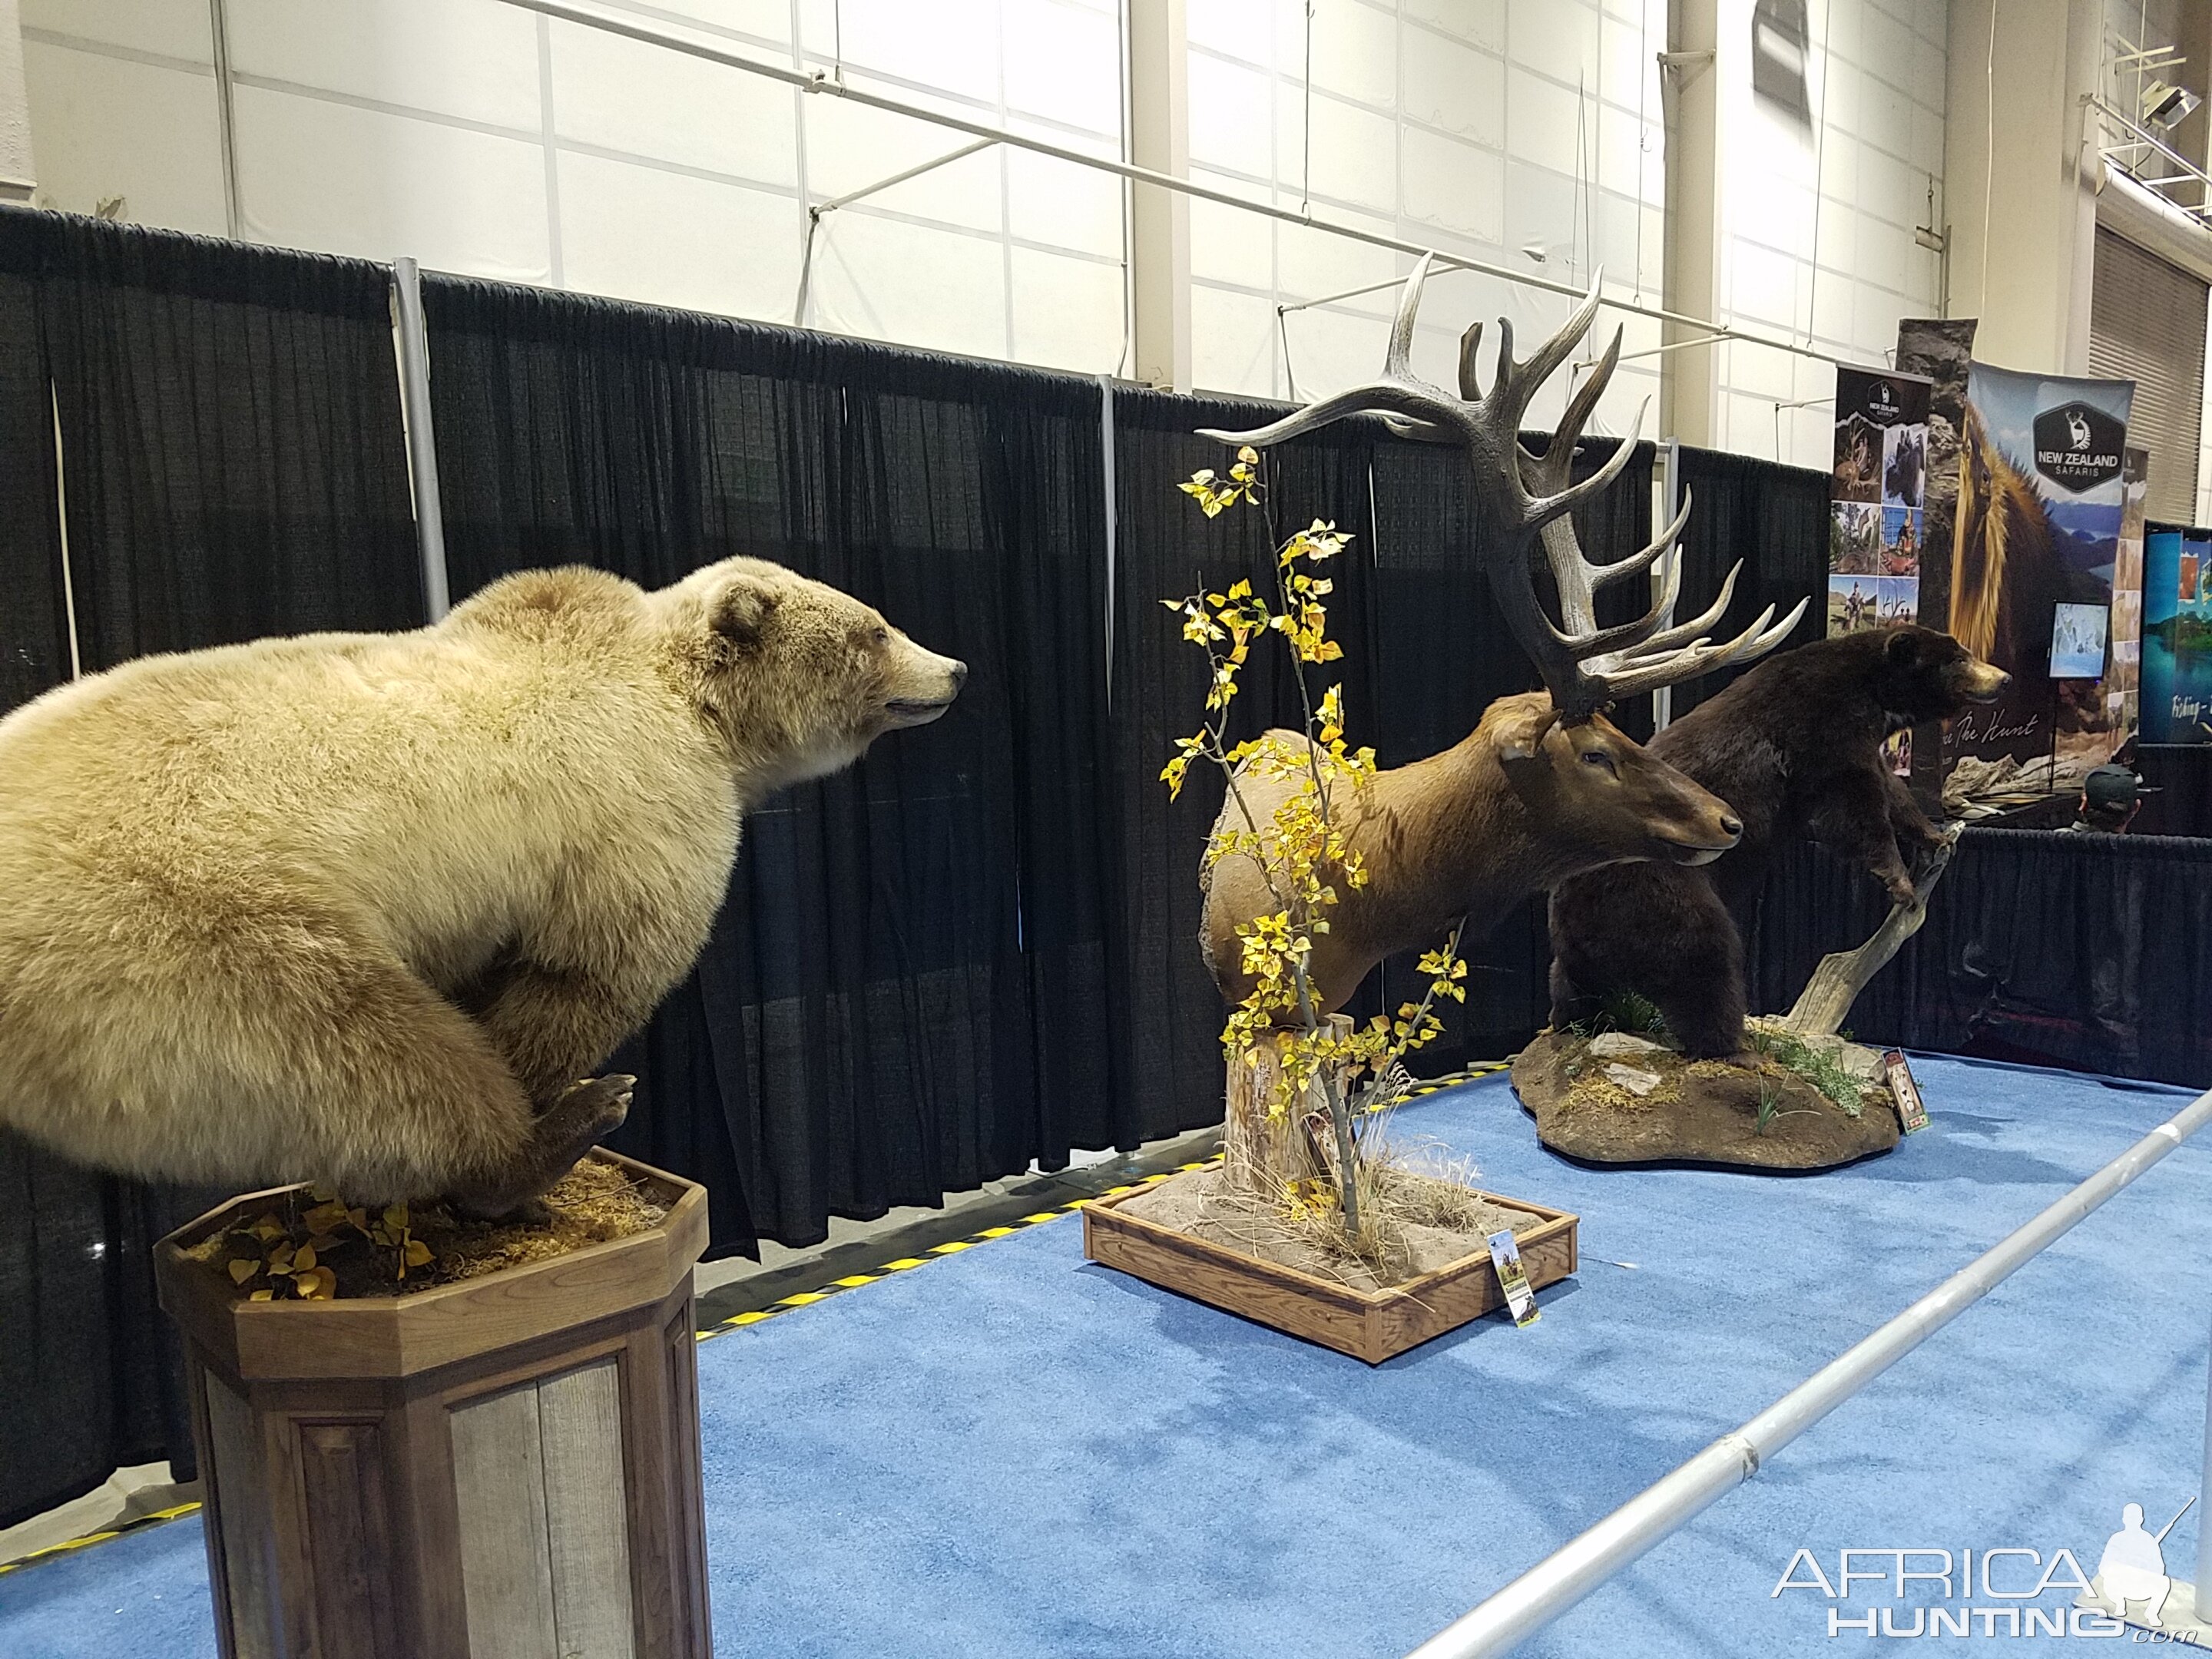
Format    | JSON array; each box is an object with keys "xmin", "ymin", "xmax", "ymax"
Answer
[
  {"xmin": 1487, "ymin": 1228, "xmax": 1540, "ymax": 1327},
  {"xmin": 1884, "ymin": 1050, "xmax": 1929, "ymax": 1134}
]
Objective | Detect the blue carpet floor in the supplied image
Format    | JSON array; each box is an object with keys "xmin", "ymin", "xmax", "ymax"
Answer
[{"xmin": 4, "ymin": 1055, "xmax": 2207, "ymax": 1657}]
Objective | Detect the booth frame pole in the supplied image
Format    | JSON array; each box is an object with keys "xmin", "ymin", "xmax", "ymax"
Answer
[
  {"xmin": 2200, "ymin": 1311, "xmax": 2212, "ymax": 1621},
  {"xmin": 1406, "ymin": 1083, "xmax": 2212, "ymax": 1659},
  {"xmin": 390, "ymin": 256, "xmax": 451, "ymax": 624}
]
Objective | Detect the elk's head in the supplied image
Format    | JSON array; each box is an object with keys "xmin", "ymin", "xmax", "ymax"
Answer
[
  {"xmin": 1488, "ymin": 694, "xmax": 1743, "ymax": 869},
  {"xmin": 1199, "ymin": 253, "xmax": 1804, "ymax": 873}
]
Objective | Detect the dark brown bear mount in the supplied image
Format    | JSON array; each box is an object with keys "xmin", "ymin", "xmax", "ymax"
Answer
[{"xmin": 1511, "ymin": 1021, "xmax": 1901, "ymax": 1171}]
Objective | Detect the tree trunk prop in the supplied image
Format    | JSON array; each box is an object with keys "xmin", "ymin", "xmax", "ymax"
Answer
[
  {"xmin": 1781, "ymin": 825, "xmax": 1962, "ymax": 1039},
  {"xmin": 1223, "ymin": 1014, "xmax": 1357, "ymax": 1203}
]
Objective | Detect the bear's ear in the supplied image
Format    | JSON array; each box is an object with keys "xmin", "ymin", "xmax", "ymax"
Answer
[
  {"xmin": 710, "ymin": 575, "xmax": 780, "ymax": 654},
  {"xmin": 1884, "ymin": 627, "xmax": 1925, "ymax": 664}
]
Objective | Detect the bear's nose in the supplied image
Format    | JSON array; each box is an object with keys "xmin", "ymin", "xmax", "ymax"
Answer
[
  {"xmin": 950, "ymin": 660, "xmax": 969, "ymax": 688},
  {"xmin": 1719, "ymin": 814, "xmax": 1743, "ymax": 839}
]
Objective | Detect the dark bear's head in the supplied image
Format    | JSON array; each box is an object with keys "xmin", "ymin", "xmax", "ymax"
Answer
[
  {"xmin": 667, "ymin": 557, "xmax": 968, "ymax": 792},
  {"xmin": 1867, "ymin": 624, "xmax": 2009, "ymax": 723}
]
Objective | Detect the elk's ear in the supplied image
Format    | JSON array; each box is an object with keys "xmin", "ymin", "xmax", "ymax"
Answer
[
  {"xmin": 710, "ymin": 574, "xmax": 780, "ymax": 654},
  {"xmin": 1497, "ymin": 706, "xmax": 1553, "ymax": 803}
]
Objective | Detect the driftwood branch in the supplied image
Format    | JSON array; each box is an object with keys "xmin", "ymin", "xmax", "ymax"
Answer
[{"xmin": 1781, "ymin": 824, "xmax": 1963, "ymax": 1038}]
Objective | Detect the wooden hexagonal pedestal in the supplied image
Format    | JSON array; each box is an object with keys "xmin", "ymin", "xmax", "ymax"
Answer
[{"xmin": 154, "ymin": 1151, "xmax": 710, "ymax": 1659}]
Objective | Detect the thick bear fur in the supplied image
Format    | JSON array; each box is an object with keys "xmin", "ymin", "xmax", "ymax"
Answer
[
  {"xmin": 1546, "ymin": 627, "xmax": 2007, "ymax": 1058},
  {"xmin": 0, "ymin": 557, "xmax": 964, "ymax": 1209}
]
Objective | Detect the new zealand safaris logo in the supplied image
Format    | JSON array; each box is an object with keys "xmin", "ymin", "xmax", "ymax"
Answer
[{"xmin": 2034, "ymin": 402, "xmax": 2126, "ymax": 492}]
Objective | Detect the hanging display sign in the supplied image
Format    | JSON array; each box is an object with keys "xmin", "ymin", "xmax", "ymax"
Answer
[
  {"xmin": 1827, "ymin": 364, "xmax": 1933, "ymax": 773},
  {"xmin": 1942, "ymin": 363, "xmax": 2137, "ymax": 770},
  {"xmin": 1895, "ymin": 319, "xmax": 1980, "ymax": 807},
  {"xmin": 2141, "ymin": 523, "xmax": 2212, "ymax": 743}
]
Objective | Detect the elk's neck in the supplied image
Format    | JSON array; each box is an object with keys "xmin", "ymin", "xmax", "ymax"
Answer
[{"xmin": 1363, "ymin": 730, "xmax": 1576, "ymax": 926}]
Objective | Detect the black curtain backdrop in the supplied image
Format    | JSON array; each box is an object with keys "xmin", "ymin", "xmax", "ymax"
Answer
[
  {"xmin": 1664, "ymin": 447, "xmax": 1828, "ymax": 717},
  {"xmin": 0, "ymin": 208, "xmax": 421, "ymax": 1530},
  {"xmin": 1108, "ymin": 386, "xmax": 1656, "ymax": 1131},
  {"xmin": 2135, "ymin": 747, "xmax": 2212, "ymax": 837},
  {"xmin": 422, "ymin": 276, "xmax": 1126, "ymax": 1260},
  {"xmin": 1748, "ymin": 829, "xmax": 2212, "ymax": 1087}
]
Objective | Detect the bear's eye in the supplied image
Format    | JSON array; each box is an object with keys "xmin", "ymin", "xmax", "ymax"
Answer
[
  {"xmin": 872, "ymin": 626, "xmax": 889, "ymax": 646},
  {"xmin": 1581, "ymin": 750, "xmax": 1617, "ymax": 777}
]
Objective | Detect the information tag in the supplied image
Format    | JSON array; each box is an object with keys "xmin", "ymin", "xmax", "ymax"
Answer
[
  {"xmin": 1884, "ymin": 1050, "xmax": 1929, "ymax": 1134},
  {"xmin": 1487, "ymin": 1229, "xmax": 1539, "ymax": 1326}
]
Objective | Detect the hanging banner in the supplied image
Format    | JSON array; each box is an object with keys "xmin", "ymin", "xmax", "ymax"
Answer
[
  {"xmin": 2141, "ymin": 522, "xmax": 2212, "ymax": 743},
  {"xmin": 1942, "ymin": 362, "xmax": 2136, "ymax": 776},
  {"xmin": 1895, "ymin": 318, "xmax": 1979, "ymax": 806},
  {"xmin": 2106, "ymin": 447, "xmax": 2149, "ymax": 742},
  {"xmin": 1828, "ymin": 365, "xmax": 1932, "ymax": 773}
]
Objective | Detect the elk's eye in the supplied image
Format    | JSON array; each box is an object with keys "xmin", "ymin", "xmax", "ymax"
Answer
[{"xmin": 1581, "ymin": 750, "xmax": 1617, "ymax": 776}]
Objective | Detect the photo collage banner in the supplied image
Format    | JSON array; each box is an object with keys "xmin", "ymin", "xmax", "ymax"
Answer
[{"xmin": 1828, "ymin": 365, "xmax": 1933, "ymax": 772}]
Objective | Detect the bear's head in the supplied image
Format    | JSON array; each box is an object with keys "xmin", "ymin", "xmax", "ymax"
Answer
[
  {"xmin": 1869, "ymin": 624, "xmax": 2009, "ymax": 724},
  {"xmin": 666, "ymin": 558, "xmax": 966, "ymax": 793}
]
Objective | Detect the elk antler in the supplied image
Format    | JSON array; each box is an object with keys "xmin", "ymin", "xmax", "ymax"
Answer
[{"xmin": 1198, "ymin": 255, "xmax": 1805, "ymax": 719}]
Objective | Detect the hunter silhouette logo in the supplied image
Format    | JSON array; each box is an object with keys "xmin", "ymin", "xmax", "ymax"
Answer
[
  {"xmin": 2080, "ymin": 1497, "xmax": 2199, "ymax": 1633},
  {"xmin": 2034, "ymin": 402, "xmax": 2125, "ymax": 492}
]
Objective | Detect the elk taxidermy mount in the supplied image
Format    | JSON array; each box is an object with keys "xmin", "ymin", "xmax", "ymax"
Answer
[{"xmin": 1194, "ymin": 255, "xmax": 1806, "ymax": 1019}]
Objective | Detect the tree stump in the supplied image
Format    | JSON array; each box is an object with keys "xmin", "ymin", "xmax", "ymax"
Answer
[
  {"xmin": 153, "ymin": 1151, "xmax": 710, "ymax": 1659},
  {"xmin": 1221, "ymin": 1013, "xmax": 1357, "ymax": 1200}
]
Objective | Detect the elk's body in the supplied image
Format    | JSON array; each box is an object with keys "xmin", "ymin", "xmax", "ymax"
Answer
[
  {"xmin": 1194, "ymin": 253, "xmax": 1803, "ymax": 1025},
  {"xmin": 1199, "ymin": 696, "xmax": 1742, "ymax": 1013}
]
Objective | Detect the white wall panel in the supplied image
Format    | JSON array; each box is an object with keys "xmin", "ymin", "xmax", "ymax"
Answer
[
  {"xmin": 232, "ymin": 83, "xmax": 551, "ymax": 280},
  {"xmin": 1400, "ymin": 28, "xmax": 1503, "ymax": 146},
  {"xmin": 227, "ymin": 0, "xmax": 541, "ymax": 132},
  {"xmin": 548, "ymin": 19, "xmax": 798, "ymax": 185},
  {"xmin": 556, "ymin": 151, "xmax": 801, "ymax": 319},
  {"xmin": 1005, "ymin": 132, "xmax": 1124, "ymax": 260},
  {"xmin": 1009, "ymin": 245, "xmax": 1124, "ymax": 372},
  {"xmin": 22, "ymin": 41, "xmax": 225, "ymax": 227},
  {"xmin": 1191, "ymin": 280, "xmax": 1277, "ymax": 394},
  {"xmin": 1399, "ymin": 125, "xmax": 1503, "ymax": 245},
  {"xmin": 1404, "ymin": 0, "xmax": 1502, "ymax": 51},
  {"xmin": 807, "ymin": 210, "xmax": 1008, "ymax": 358},
  {"xmin": 22, "ymin": 0, "xmax": 211, "ymax": 64},
  {"xmin": 1003, "ymin": 2, "xmax": 1121, "ymax": 132}
]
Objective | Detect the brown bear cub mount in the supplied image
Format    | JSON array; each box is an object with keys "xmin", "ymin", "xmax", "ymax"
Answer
[
  {"xmin": 1546, "ymin": 627, "xmax": 2008, "ymax": 1061},
  {"xmin": 0, "ymin": 556, "xmax": 965, "ymax": 1217},
  {"xmin": 1512, "ymin": 1022, "xmax": 1899, "ymax": 1172}
]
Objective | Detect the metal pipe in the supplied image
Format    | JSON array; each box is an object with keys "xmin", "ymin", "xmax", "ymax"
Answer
[
  {"xmin": 2200, "ymin": 1311, "xmax": 2212, "ymax": 1622},
  {"xmin": 488, "ymin": 0, "xmax": 1856, "ymax": 370},
  {"xmin": 812, "ymin": 137, "xmax": 997, "ymax": 216},
  {"xmin": 390, "ymin": 257, "xmax": 452, "ymax": 623},
  {"xmin": 1407, "ymin": 1082, "xmax": 2212, "ymax": 1659},
  {"xmin": 207, "ymin": 0, "xmax": 243, "ymax": 239}
]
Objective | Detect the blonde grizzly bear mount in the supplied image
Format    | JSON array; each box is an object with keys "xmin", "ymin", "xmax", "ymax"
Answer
[{"xmin": 0, "ymin": 557, "xmax": 965, "ymax": 1216}]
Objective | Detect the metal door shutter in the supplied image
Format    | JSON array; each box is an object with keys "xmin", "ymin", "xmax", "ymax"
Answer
[{"xmin": 2090, "ymin": 225, "xmax": 2207, "ymax": 522}]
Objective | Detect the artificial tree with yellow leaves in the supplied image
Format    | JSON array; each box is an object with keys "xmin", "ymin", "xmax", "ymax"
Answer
[{"xmin": 1162, "ymin": 446, "xmax": 1468, "ymax": 1254}]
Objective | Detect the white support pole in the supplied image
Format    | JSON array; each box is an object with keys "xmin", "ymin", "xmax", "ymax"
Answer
[
  {"xmin": 389, "ymin": 257, "xmax": 451, "ymax": 623},
  {"xmin": 2200, "ymin": 1315, "xmax": 2212, "ymax": 1622},
  {"xmin": 1126, "ymin": 0, "xmax": 1190, "ymax": 392},
  {"xmin": 1406, "ymin": 1083, "xmax": 2212, "ymax": 1659}
]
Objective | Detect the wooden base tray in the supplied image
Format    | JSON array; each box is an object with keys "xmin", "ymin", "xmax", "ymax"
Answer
[{"xmin": 1081, "ymin": 1173, "xmax": 1578, "ymax": 1364}]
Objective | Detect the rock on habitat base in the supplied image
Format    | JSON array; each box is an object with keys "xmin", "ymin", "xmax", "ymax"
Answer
[{"xmin": 1510, "ymin": 1024, "xmax": 1902, "ymax": 1172}]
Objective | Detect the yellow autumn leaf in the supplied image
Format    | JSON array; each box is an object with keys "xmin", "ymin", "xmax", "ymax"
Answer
[
  {"xmin": 249, "ymin": 1288, "xmax": 274, "ymax": 1302},
  {"xmin": 228, "ymin": 1258, "xmax": 257, "ymax": 1286},
  {"xmin": 296, "ymin": 1267, "xmax": 337, "ymax": 1300},
  {"xmin": 405, "ymin": 1239, "xmax": 434, "ymax": 1269},
  {"xmin": 292, "ymin": 1243, "xmax": 316, "ymax": 1273}
]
